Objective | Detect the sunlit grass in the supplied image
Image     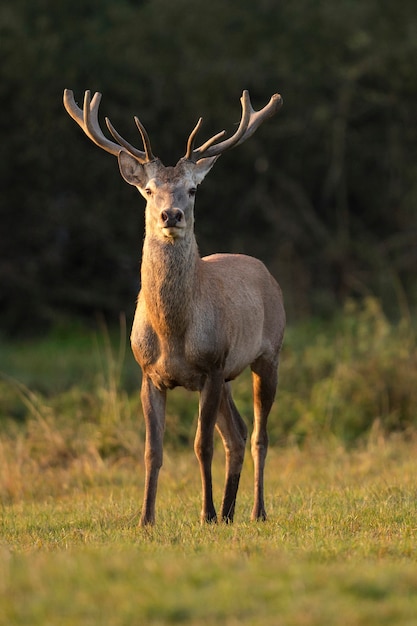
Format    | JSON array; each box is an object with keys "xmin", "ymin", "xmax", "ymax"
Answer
[
  {"xmin": 2, "ymin": 441, "xmax": 417, "ymax": 625},
  {"xmin": 1, "ymin": 299, "xmax": 417, "ymax": 624},
  {"xmin": 2, "ymin": 438, "xmax": 417, "ymax": 555}
]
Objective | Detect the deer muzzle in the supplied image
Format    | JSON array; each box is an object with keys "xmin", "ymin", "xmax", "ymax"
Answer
[
  {"xmin": 161, "ymin": 208, "xmax": 184, "ymax": 227},
  {"xmin": 160, "ymin": 209, "xmax": 185, "ymax": 238}
]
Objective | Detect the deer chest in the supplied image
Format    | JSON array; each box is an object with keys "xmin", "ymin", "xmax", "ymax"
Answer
[{"xmin": 130, "ymin": 317, "xmax": 223, "ymax": 392}]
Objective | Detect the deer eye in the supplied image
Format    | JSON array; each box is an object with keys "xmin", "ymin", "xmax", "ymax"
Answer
[
  {"xmin": 188, "ymin": 187, "xmax": 197, "ymax": 197},
  {"xmin": 145, "ymin": 188, "xmax": 152, "ymax": 196}
]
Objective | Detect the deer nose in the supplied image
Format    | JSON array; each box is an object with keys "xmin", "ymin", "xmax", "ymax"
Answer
[{"xmin": 161, "ymin": 209, "xmax": 184, "ymax": 228}]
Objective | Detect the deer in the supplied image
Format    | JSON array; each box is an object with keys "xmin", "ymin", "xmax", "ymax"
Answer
[{"xmin": 63, "ymin": 87, "xmax": 285, "ymax": 526}]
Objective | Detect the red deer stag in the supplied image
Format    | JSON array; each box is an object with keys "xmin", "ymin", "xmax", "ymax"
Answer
[{"xmin": 63, "ymin": 88, "xmax": 285, "ymax": 525}]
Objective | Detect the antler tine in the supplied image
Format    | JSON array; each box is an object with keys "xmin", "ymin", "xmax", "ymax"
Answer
[
  {"xmin": 84, "ymin": 92, "xmax": 124, "ymax": 157},
  {"xmin": 62, "ymin": 89, "xmax": 121, "ymax": 157},
  {"xmin": 185, "ymin": 117, "xmax": 203, "ymax": 161},
  {"xmin": 234, "ymin": 92, "xmax": 283, "ymax": 147},
  {"xmin": 186, "ymin": 90, "xmax": 283, "ymax": 162},
  {"xmin": 63, "ymin": 89, "xmax": 85, "ymax": 127},
  {"xmin": 105, "ymin": 117, "xmax": 151, "ymax": 163},
  {"xmin": 134, "ymin": 117, "xmax": 155, "ymax": 162},
  {"xmin": 63, "ymin": 89, "xmax": 153, "ymax": 163},
  {"xmin": 185, "ymin": 116, "xmax": 227, "ymax": 161}
]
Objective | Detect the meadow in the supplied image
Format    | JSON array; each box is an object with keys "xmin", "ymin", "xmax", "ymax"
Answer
[{"xmin": 1, "ymin": 298, "xmax": 417, "ymax": 625}]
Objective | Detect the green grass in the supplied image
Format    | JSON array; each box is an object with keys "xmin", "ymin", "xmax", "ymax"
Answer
[
  {"xmin": 3, "ymin": 547, "xmax": 417, "ymax": 626},
  {"xmin": 2, "ymin": 442, "xmax": 417, "ymax": 625},
  {"xmin": 1, "ymin": 299, "xmax": 417, "ymax": 624}
]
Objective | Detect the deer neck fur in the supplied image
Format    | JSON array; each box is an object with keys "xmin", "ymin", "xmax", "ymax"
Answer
[{"xmin": 141, "ymin": 231, "xmax": 200, "ymax": 336}]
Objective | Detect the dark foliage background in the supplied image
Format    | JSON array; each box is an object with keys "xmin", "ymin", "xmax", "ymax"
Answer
[{"xmin": 1, "ymin": 0, "xmax": 417, "ymax": 334}]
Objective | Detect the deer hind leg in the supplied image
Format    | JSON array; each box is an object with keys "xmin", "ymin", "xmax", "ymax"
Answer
[
  {"xmin": 194, "ymin": 370, "xmax": 224, "ymax": 523},
  {"xmin": 216, "ymin": 382, "xmax": 248, "ymax": 523},
  {"xmin": 250, "ymin": 356, "xmax": 278, "ymax": 521}
]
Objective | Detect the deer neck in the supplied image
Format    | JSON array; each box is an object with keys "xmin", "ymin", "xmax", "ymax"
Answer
[{"xmin": 141, "ymin": 233, "xmax": 200, "ymax": 335}]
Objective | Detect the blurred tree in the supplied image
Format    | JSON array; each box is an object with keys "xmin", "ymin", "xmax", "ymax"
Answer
[{"xmin": 1, "ymin": 0, "xmax": 416, "ymax": 334}]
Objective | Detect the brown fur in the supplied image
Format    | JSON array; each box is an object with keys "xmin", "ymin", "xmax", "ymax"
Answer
[{"xmin": 125, "ymin": 157, "xmax": 285, "ymax": 524}]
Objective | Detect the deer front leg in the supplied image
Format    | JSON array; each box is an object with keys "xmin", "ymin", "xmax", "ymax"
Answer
[
  {"xmin": 194, "ymin": 370, "xmax": 223, "ymax": 523},
  {"xmin": 140, "ymin": 376, "xmax": 166, "ymax": 526}
]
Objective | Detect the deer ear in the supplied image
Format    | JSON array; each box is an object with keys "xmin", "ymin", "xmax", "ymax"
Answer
[
  {"xmin": 118, "ymin": 151, "xmax": 147, "ymax": 187},
  {"xmin": 193, "ymin": 155, "xmax": 220, "ymax": 185}
]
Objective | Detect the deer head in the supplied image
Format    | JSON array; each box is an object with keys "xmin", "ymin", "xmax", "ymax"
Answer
[{"xmin": 63, "ymin": 89, "xmax": 282, "ymax": 241}]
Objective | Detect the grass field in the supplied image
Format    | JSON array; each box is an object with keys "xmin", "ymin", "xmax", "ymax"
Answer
[
  {"xmin": 1, "ymin": 299, "xmax": 417, "ymax": 625},
  {"xmin": 2, "ymin": 441, "xmax": 417, "ymax": 625}
]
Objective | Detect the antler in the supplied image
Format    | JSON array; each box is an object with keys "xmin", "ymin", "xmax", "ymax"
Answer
[
  {"xmin": 63, "ymin": 89, "xmax": 155, "ymax": 163},
  {"xmin": 184, "ymin": 90, "xmax": 283, "ymax": 162}
]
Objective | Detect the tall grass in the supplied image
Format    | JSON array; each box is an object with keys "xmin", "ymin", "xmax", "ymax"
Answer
[
  {"xmin": 273, "ymin": 297, "xmax": 417, "ymax": 443},
  {"xmin": 0, "ymin": 297, "xmax": 416, "ymax": 494}
]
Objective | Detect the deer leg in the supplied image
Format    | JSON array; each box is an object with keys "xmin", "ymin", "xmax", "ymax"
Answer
[
  {"xmin": 250, "ymin": 357, "xmax": 278, "ymax": 521},
  {"xmin": 140, "ymin": 376, "xmax": 166, "ymax": 526},
  {"xmin": 216, "ymin": 383, "xmax": 248, "ymax": 523},
  {"xmin": 194, "ymin": 370, "xmax": 223, "ymax": 523}
]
